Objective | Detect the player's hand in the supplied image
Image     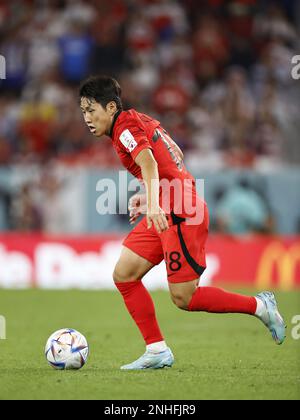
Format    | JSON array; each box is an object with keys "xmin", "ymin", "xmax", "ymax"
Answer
[
  {"xmin": 147, "ymin": 207, "xmax": 169, "ymax": 234},
  {"xmin": 128, "ymin": 193, "xmax": 147, "ymax": 225}
]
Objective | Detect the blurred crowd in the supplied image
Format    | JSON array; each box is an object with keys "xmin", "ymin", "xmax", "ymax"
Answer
[
  {"xmin": 0, "ymin": 0, "xmax": 300, "ymax": 234},
  {"xmin": 0, "ymin": 0, "xmax": 299, "ymax": 171}
]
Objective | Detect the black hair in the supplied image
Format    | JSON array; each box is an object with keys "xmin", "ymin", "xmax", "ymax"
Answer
[{"xmin": 79, "ymin": 75, "xmax": 123, "ymax": 110}]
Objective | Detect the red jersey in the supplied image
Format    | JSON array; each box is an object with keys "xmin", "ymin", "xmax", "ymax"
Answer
[{"xmin": 110, "ymin": 109, "xmax": 199, "ymax": 218}]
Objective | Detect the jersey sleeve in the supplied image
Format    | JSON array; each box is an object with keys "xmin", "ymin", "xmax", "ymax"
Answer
[{"xmin": 117, "ymin": 123, "xmax": 153, "ymax": 161}]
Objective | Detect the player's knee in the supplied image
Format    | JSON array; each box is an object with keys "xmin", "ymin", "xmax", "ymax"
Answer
[
  {"xmin": 113, "ymin": 268, "xmax": 128, "ymax": 283},
  {"xmin": 170, "ymin": 293, "xmax": 190, "ymax": 311},
  {"xmin": 113, "ymin": 266, "xmax": 139, "ymax": 283}
]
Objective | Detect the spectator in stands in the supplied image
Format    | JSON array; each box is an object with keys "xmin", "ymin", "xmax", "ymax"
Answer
[
  {"xmin": 0, "ymin": 186, "xmax": 12, "ymax": 229},
  {"xmin": 58, "ymin": 21, "xmax": 94, "ymax": 84},
  {"xmin": 215, "ymin": 178, "xmax": 274, "ymax": 235},
  {"xmin": 193, "ymin": 13, "xmax": 229, "ymax": 86},
  {"xmin": 10, "ymin": 183, "xmax": 43, "ymax": 232}
]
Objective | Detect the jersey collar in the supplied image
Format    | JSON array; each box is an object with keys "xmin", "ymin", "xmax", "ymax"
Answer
[{"xmin": 108, "ymin": 109, "xmax": 122, "ymax": 138}]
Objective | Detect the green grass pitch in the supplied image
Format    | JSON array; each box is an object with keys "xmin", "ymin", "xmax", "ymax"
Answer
[{"xmin": 0, "ymin": 289, "xmax": 299, "ymax": 400}]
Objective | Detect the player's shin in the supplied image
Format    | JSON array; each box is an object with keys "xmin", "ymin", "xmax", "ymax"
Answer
[
  {"xmin": 187, "ymin": 286, "xmax": 257, "ymax": 314},
  {"xmin": 115, "ymin": 280, "xmax": 165, "ymax": 347}
]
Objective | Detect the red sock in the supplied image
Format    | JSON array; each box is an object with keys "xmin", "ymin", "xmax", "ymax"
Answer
[
  {"xmin": 115, "ymin": 281, "xmax": 164, "ymax": 345},
  {"xmin": 188, "ymin": 287, "xmax": 257, "ymax": 314}
]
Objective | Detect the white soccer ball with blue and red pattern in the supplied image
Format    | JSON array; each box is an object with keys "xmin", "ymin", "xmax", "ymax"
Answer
[{"xmin": 45, "ymin": 329, "xmax": 89, "ymax": 370}]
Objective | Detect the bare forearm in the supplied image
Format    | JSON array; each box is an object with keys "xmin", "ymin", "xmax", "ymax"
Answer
[
  {"xmin": 141, "ymin": 161, "xmax": 160, "ymax": 213},
  {"xmin": 135, "ymin": 148, "xmax": 168, "ymax": 233}
]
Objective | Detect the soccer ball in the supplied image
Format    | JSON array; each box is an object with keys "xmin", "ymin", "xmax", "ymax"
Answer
[{"xmin": 45, "ymin": 328, "xmax": 89, "ymax": 370}]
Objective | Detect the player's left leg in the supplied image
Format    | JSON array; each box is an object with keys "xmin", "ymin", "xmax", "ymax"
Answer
[
  {"xmin": 163, "ymin": 208, "xmax": 286, "ymax": 345},
  {"xmin": 168, "ymin": 281, "xmax": 286, "ymax": 345},
  {"xmin": 169, "ymin": 280, "xmax": 257, "ymax": 314}
]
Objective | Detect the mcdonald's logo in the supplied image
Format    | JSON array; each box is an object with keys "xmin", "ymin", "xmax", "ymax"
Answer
[{"xmin": 256, "ymin": 242, "xmax": 300, "ymax": 290}]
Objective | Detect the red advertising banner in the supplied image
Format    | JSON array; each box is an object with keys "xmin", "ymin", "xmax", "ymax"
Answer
[
  {"xmin": 206, "ymin": 236, "xmax": 300, "ymax": 290},
  {"xmin": 0, "ymin": 234, "xmax": 299, "ymax": 290}
]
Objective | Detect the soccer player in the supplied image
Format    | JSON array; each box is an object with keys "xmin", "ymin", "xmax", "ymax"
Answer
[{"xmin": 79, "ymin": 76, "xmax": 286, "ymax": 370}]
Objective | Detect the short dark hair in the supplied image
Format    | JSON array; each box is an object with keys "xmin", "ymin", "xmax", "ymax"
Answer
[{"xmin": 79, "ymin": 75, "xmax": 123, "ymax": 110}]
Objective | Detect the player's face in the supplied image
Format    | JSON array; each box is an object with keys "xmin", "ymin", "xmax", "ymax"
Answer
[{"xmin": 80, "ymin": 97, "xmax": 114, "ymax": 137}]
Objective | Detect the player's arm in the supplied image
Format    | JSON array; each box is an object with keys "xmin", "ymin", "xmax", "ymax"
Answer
[{"xmin": 135, "ymin": 149, "xmax": 169, "ymax": 234}]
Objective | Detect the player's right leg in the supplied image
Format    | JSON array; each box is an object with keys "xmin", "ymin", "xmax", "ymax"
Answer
[{"xmin": 114, "ymin": 227, "xmax": 174, "ymax": 370}]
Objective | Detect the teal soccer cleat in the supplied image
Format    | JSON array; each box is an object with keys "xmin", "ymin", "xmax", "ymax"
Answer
[
  {"xmin": 255, "ymin": 291, "xmax": 286, "ymax": 345},
  {"xmin": 121, "ymin": 348, "xmax": 174, "ymax": 370}
]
